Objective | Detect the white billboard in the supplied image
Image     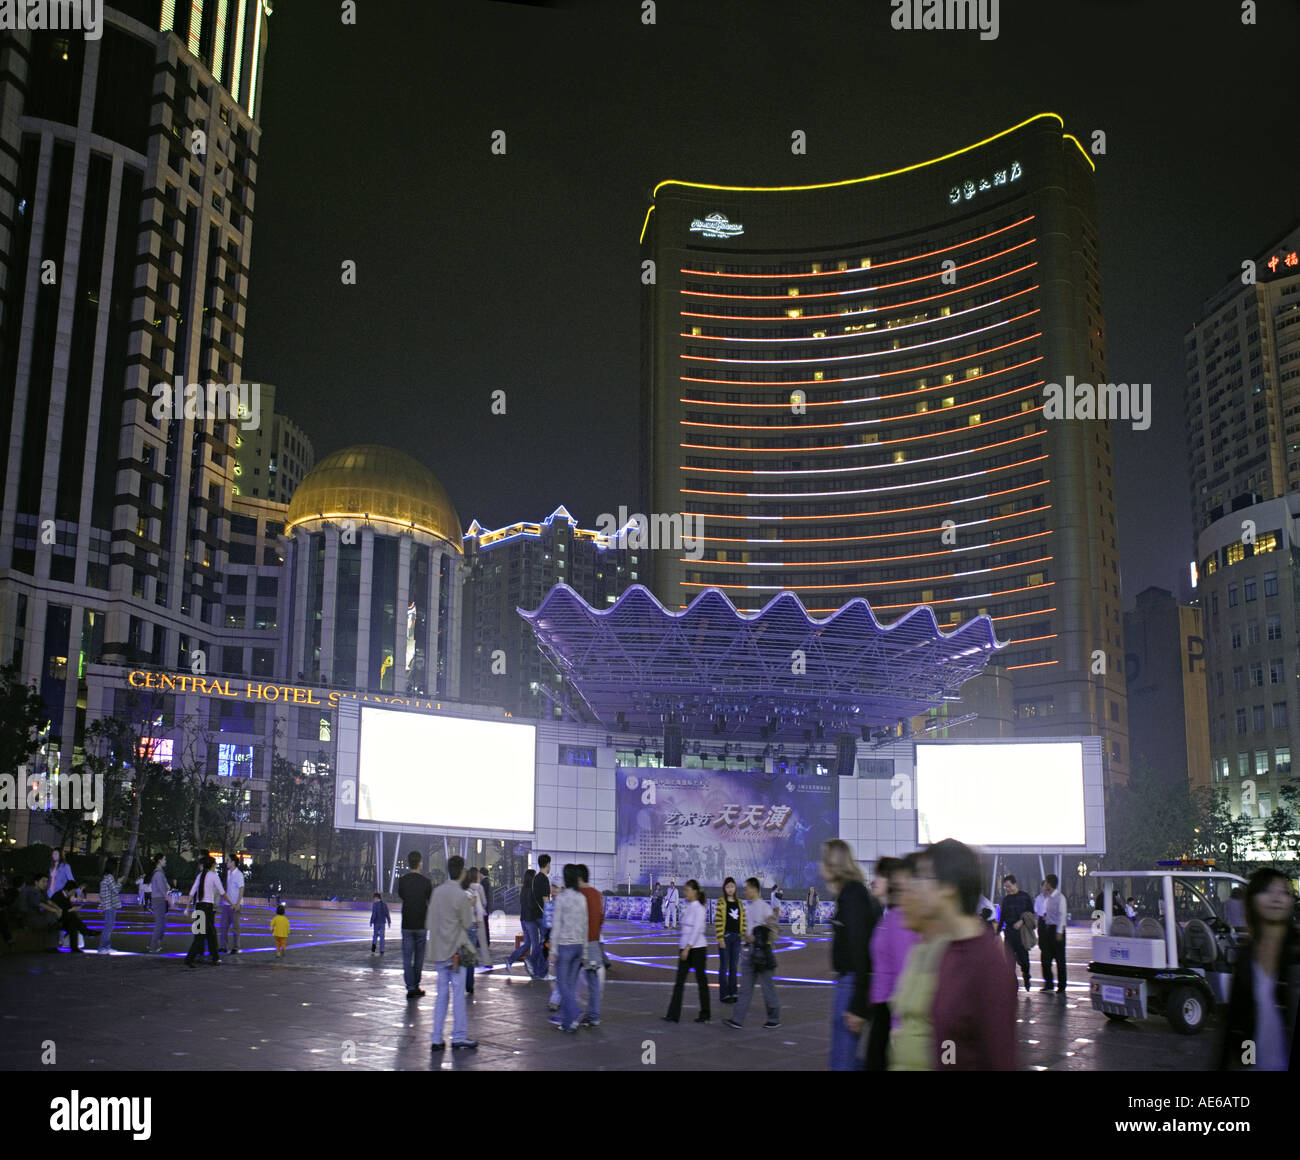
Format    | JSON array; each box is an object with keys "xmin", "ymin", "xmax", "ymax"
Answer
[
  {"xmin": 356, "ymin": 707, "xmax": 536, "ymax": 832},
  {"xmin": 915, "ymin": 740, "xmax": 1087, "ymax": 847}
]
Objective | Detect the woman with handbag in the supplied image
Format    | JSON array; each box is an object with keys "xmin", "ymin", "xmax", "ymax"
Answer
[
  {"xmin": 664, "ymin": 880, "xmax": 711, "ymax": 1023},
  {"xmin": 724, "ymin": 877, "xmax": 780, "ymax": 1029}
]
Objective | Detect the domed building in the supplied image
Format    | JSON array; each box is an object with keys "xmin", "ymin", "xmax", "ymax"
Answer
[{"xmin": 285, "ymin": 445, "xmax": 463, "ymax": 696}]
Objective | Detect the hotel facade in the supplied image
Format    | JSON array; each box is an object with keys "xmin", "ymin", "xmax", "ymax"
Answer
[{"xmin": 641, "ymin": 113, "xmax": 1129, "ymax": 783}]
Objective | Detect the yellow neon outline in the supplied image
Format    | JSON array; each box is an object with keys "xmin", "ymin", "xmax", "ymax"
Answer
[{"xmin": 639, "ymin": 113, "xmax": 1094, "ymax": 244}]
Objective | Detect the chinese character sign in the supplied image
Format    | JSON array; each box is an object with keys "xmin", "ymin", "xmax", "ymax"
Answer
[{"xmin": 616, "ymin": 767, "xmax": 838, "ymax": 888}]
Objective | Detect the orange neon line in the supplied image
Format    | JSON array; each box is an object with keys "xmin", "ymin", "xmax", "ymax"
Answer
[
  {"xmin": 679, "ymin": 358, "xmax": 1042, "ymax": 413},
  {"xmin": 678, "ymin": 556, "xmax": 1054, "ymax": 588},
  {"xmin": 1005, "ymin": 660, "xmax": 1059, "ymax": 670},
  {"xmin": 678, "ymin": 216, "xmax": 1037, "ymax": 280},
  {"xmin": 680, "ymin": 286, "xmax": 1038, "ymax": 345},
  {"xmin": 680, "ymin": 453, "xmax": 1051, "ymax": 497},
  {"xmin": 1001, "ymin": 633, "xmax": 1058, "ymax": 645},
  {"xmin": 675, "ymin": 580, "xmax": 1057, "ymax": 606},
  {"xmin": 692, "ymin": 530, "xmax": 1051, "ymax": 567},
  {"xmin": 681, "ymin": 241, "xmax": 1035, "ymax": 301},
  {"xmin": 684, "ymin": 479, "xmax": 1051, "ymax": 522},
  {"xmin": 682, "ymin": 265, "xmax": 1039, "ymax": 322},
  {"xmin": 990, "ymin": 606, "xmax": 1057, "ymax": 623},
  {"xmin": 681, "ymin": 309, "xmax": 1040, "ymax": 366},
  {"xmin": 681, "ymin": 394, "xmax": 1044, "ymax": 447},
  {"xmin": 681, "ymin": 334, "xmax": 1040, "ymax": 388},
  {"xmin": 697, "ymin": 508, "xmax": 1053, "ymax": 545},
  {"xmin": 679, "ymin": 429, "xmax": 1043, "ymax": 476}
]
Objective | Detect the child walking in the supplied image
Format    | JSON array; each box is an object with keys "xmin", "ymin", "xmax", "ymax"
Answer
[
  {"xmin": 271, "ymin": 904, "xmax": 289, "ymax": 957},
  {"xmin": 369, "ymin": 892, "xmax": 391, "ymax": 954}
]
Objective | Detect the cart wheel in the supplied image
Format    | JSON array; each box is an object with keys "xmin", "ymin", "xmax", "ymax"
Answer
[
  {"xmin": 1104, "ymin": 1012, "xmax": 1128, "ymax": 1022},
  {"xmin": 1165, "ymin": 983, "xmax": 1207, "ymax": 1035}
]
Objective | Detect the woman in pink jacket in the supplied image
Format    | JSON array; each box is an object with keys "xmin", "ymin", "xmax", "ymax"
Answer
[{"xmin": 864, "ymin": 854, "xmax": 919, "ymax": 1070}]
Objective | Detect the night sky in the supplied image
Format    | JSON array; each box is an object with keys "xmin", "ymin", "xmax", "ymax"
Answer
[{"xmin": 240, "ymin": 0, "xmax": 1300, "ymax": 605}]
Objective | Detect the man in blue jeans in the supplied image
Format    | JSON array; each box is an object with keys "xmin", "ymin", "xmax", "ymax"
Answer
[
  {"xmin": 428, "ymin": 854, "xmax": 476, "ymax": 1051},
  {"xmin": 397, "ymin": 851, "xmax": 432, "ymax": 1000},
  {"xmin": 530, "ymin": 854, "xmax": 552, "ymax": 979}
]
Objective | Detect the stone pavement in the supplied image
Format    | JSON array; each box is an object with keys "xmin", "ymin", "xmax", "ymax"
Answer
[{"xmin": 0, "ymin": 906, "xmax": 1217, "ymax": 1071}]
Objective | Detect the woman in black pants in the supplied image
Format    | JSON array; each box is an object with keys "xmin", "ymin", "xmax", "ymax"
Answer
[{"xmin": 664, "ymin": 880, "xmax": 711, "ymax": 1023}]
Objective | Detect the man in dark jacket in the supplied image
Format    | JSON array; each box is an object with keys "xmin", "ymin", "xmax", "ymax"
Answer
[
  {"xmin": 531, "ymin": 855, "xmax": 552, "ymax": 979},
  {"xmin": 480, "ymin": 868, "xmax": 493, "ymax": 947},
  {"xmin": 397, "ymin": 851, "xmax": 433, "ymax": 1000},
  {"xmin": 998, "ymin": 874, "xmax": 1036, "ymax": 992}
]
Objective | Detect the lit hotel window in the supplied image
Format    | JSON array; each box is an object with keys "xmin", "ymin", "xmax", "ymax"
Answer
[
  {"xmin": 1020, "ymin": 399, "xmax": 1034, "ymax": 412},
  {"xmin": 786, "ymin": 308, "xmax": 802, "ymax": 318},
  {"xmin": 968, "ymin": 414, "xmax": 982, "ymax": 426},
  {"xmin": 1226, "ymin": 542, "xmax": 1245, "ymax": 565},
  {"xmin": 810, "ymin": 263, "xmax": 822, "ymax": 273},
  {"xmin": 814, "ymin": 371, "xmax": 825, "ymax": 381},
  {"xmin": 837, "ymin": 261, "xmax": 848, "ymax": 271},
  {"xmin": 942, "ymin": 373, "xmax": 954, "ymax": 385},
  {"xmin": 915, "ymin": 401, "xmax": 929, "ymax": 413},
  {"xmin": 1027, "ymin": 573, "xmax": 1045, "ymax": 586},
  {"xmin": 860, "ymin": 259, "xmax": 871, "ymax": 269},
  {"xmin": 691, "ymin": 326, "xmax": 701, "ymax": 336},
  {"xmin": 787, "ymin": 288, "xmax": 799, "ymax": 297},
  {"xmin": 965, "ymin": 367, "xmax": 982, "ymax": 379},
  {"xmin": 893, "ymin": 450, "xmax": 906, "ymax": 463},
  {"xmin": 940, "ymin": 306, "xmax": 951, "ymax": 316},
  {"xmin": 813, "ymin": 330, "xmax": 827, "ymax": 338},
  {"xmin": 942, "ymin": 396, "xmax": 955, "ymax": 408}
]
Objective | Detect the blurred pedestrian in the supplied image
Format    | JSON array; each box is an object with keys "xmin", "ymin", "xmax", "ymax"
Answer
[
  {"xmin": 185, "ymin": 855, "xmax": 231, "ymax": 967},
  {"xmin": 865, "ymin": 855, "xmax": 918, "ymax": 1070},
  {"xmin": 548, "ymin": 864, "xmax": 588, "ymax": 1034},
  {"xmin": 479, "ymin": 867, "xmax": 494, "ymax": 947},
  {"xmin": 503, "ymin": 867, "xmax": 540, "ymax": 975},
  {"xmin": 369, "ymin": 891, "xmax": 391, "ymax": 954},
  {"xmin": 806, "ymin": 884, "xmax": 819, "ymax": 932},
  {"xmin": 576, "ymin": 864, "xmax": 605, "ymax": 1027},
  {"xmin": 648, "ymin": 882, "xmax": 664, "ymax": 926},
  {"xmin": 716, "ymin": 876, "xmax": 746, "ymax": 1003},
  {"xmin": 1217, "ymin": 867, "xmax": 1299, "ymax": 1071},
  {"xmin": 821, "ymin": 838, "xmax": 882, "ymax": 1070},
  {"xmin": 663, "ymin": 879, "xmax": 679, "ymax": 929},
  {"xmin": 890, "ymin": 840, "xmax": 1017, "ymax": 1071},
  {"xmin": 533, "ymin": 855, "xmax": 553, "ymax": 978},
  {"xmin": 1039, "ymin": 874, "xmax": 1068, "ymax": 993}
]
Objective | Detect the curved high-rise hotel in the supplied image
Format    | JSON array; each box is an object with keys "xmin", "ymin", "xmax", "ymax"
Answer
[{"xmin": 642, "ymin": 113, "xmax": 1128, "ymax": 782}]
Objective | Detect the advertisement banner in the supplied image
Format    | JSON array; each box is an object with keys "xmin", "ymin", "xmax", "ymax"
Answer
[{"xmin": 616, "ymin": 767, "xmax": 839, "ymax": 889}]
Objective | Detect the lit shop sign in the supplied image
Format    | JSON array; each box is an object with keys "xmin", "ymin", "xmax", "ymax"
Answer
[
  {"xmin": 126, "ymin": 669, "xmax": 467, "ymax": 713},
  {"xmin": 1266, "ymin": 250, "xmax": 1299, "ymax": 274},
  {"xmin": 948, "ymin": 161, "xmax": 1021, "ymax": 205},
  {"xmin": 690, "ymin": 213, "xmax": 745, "ymax": 240}
]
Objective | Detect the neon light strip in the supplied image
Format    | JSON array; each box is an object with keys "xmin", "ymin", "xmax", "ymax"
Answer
[
  {"xmin": 682, "ymin": 388, "xmax": 1043, "ymax": 444},
  {"xmin": 248, "ymin": 0, "xmax": 265, "ymax": 120},
  {"xmin": 682, "ymin": 310, "xmax": 1039, "ymax": 367},
  {"xmin": 685, "ymin": 479, "xmax": 1049, "ymax": 522},
  {"xmin": 161, "ymin": 0, "xmax": 176, "ymax": 31},
  {"xmin": 991, "ymin": 606, "xmax": 1056, "ymax": 623},
  {"xmin": 680, "ymin": 429, "xmax": 1042, "ymax": 477},
  {"xmin": 213, "ymin": 0, "xmax": 228, "ymax": 85},
  {"xmin": 678, "ymin": 216, "xmax": 1037, "ymax": 280},
  {"xmin": 188, "ymin": 0, "xmax": 203, "ymax": 56},
  {"xmin": 706, "ymin": 530, "xmax": 1050, "ymax": 568},
  {"xmin": 677, "ymin": 568, "xmax": 1053, "ymax": 594},
  {"xmin": 680, "ymin": 453, "xmax": 1050, "ymax": 499},
  {"xmin": 681, "ymin": 241, "xmax": 1034, "ymax": 301},
  {"xmin": 1005, "ymin": 659, "xmax": 1059, "ymax": 670},
  {"xmin": 681, "ymin": 285, "xmax": 1036, "ymax": 345},
  {"xmin": 681, "ymin": 358, "xmax": 1042, "ymax": 413},
  {"xmin": 682, "ymin": 264, "xmax": 1039, "ymax": 322},
  {"xmin": 689, "ymin": 554, "xmax": 1054, "ymax": 585},
  {"xmin": 696, "ymin": 507, "xmax": 1052, "ymax": 544},
  {"xmin": 681, "ymin": 333, "xmax": 1039, "ymax": 387},
  {"xmin": 230, "ymin": 0, "xmax": 248, "ymax": 102}
]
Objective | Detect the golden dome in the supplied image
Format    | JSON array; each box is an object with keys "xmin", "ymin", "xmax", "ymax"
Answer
[{"xmin": 286, "ymin": 445, "xmax": 462, "ymax": 551}]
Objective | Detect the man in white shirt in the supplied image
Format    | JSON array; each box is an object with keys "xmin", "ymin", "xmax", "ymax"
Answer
[
  {"xmin": 1039, "ymin": 874, "xmax": 1069, "ymax": 993},
  {"xmin": 663, "ymin": 880, "xmax": 679, "ymax": 928},
  {"xmin": 220, "ymin": 854, "xmax": 245, "ymax": 955}
]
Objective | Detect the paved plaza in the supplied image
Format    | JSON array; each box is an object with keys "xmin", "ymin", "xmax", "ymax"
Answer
[{"xmin": 0, "ymin": 903, "xmax": 1217, "ymax": 1071}]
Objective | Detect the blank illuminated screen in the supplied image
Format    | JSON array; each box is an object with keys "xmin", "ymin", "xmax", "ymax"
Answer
[
  {"xmin": 357, "ymin": 708, "xmax": 536, "ymax": 831},
  {"xmin": 915, "ymin": 742, "xmax": 1086, "ymax": 846}
]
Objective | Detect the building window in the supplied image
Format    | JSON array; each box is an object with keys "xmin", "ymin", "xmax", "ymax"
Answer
[
  {"xmin": 1232, "ymin": 666, "xmax": 1244, "ymax": 692},
  {"xmin": 1253, "ymin": 705, "xmax": 1266, "ymax": 731},
  {"xmin": 1238, "ymin": 752, "xmax": 1249, "ymax": 777},
  {"xmin": 1267, "ymin": 615, "xmax": 1282, "ymax": 641},
  {"xmin": 1259, "ymin": 793, "xmax": 1272, "ymax": 818},
  {"xmin": 1228, "ymin": 584, "xmax": 1239, "ymax": 607},
  {"xmin": 1264, "ymin": 571, "xmax": 1278, "ymax": 597},
  {"xmin": 1215, "ymin": 672, "xmax": 1224, "ymax": 697},
  {"xmin": 1277, "ymin": 746, "xmax": 1292, "ymax": 775},
  {"xmin": 1255, "ymin": 748, "xmax": 1269, "ymax": 776},
  {"xmin": 1271, "ymin": 658, "xmax": 1284, "ymax": 684},
  {"xmin": 1231, "ymin": 626, "xmax": 1242, "ymax": 649},
  {"xmin": 1250, "ymin": 661, "xmax": 1263, "ymax": 687},
  {"xmin": 1247, "ymin": 621, "xmax": 1260, "ymax": 645},
  {"xmin": 1211, "ymin": 592, "xmax": 1219, "ymax": 615},
  {"xmin": 1273, "ymin": 702, "xmax": 1289, "ymax": 729},
  {"xmin": 1244, "ymin": 578, "xmax": 1257, "ymax": 602},
  {"xmin": 1236, "ymin": 708, "xmax": 1247, "ymax": 734}
]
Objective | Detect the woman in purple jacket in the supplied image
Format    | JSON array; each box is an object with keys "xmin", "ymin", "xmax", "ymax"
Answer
[{"xmin": 864, "ymin": 854, "xmax": 920, "ymax": 1071}]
